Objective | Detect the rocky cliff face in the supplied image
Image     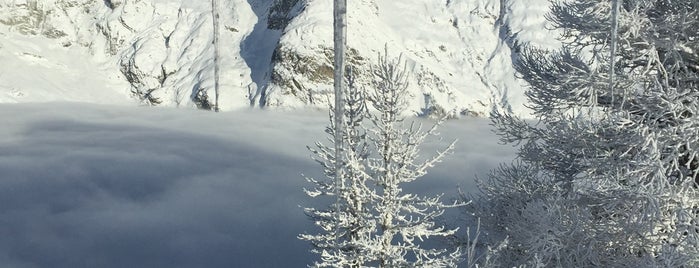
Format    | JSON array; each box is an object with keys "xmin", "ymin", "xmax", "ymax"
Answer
[
  {"xmin": 0, "ymin": 0, "xmax": 93, "ymax": 45},
  {"xmin": 91, "ymin": 0, "xmax": 262, "ymax": 109},
  {"xmin": 0, "ymin": 0, "xmax": 558, "ymax": 116},
  {"xmin": 1, "ymin": 0, "xmax": 263, "ymax": 109},
  {"xmin": 266, "ymin": 0, "xmax": 558, "ymax": 117}
]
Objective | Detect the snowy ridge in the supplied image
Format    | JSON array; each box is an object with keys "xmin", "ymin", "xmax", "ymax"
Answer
[{"xmin": 0, "ymin": 0, "xmax": 558, "ymax": 116}]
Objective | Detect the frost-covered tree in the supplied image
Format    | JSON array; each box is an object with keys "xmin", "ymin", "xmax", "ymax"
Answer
[
  {"xmin": 301, "ymin": 53, "xmax": 463, "ymax": 267},
  {"xmin": 300, "ymin": 0, "xmax": 365, "ymax": 265},
  {"xmin": 300, "ymin": 68, "xmax": 374, "ymax": 267},
  {"xmin": 364, "ymin": 53, "xmax": 462, "ymax": 267},
  {"xmin": 472, "ymin": 0, "xmax": 699, "ymax": 267}
]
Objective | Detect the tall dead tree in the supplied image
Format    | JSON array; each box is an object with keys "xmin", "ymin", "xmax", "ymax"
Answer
[
  {"xmin": 332, "ymin": 0, "xmax": 347, "ymax": 236},
  {"xmin": 211, "ymin": 0, "xmax": 221, "ymax": 112}
]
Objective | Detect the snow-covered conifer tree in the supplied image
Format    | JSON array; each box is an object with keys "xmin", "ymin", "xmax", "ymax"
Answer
[
  {"xmin": 473, "ymin": 0, "xmax": 699, "ymax": 266},
  {"xmin": 300, "ymin": 69, "xmax": 372, "ymax": 267},
  {"xmin": 363, "ymin": 52, "xmax": 462, "ymax": 267},
  {"xmin": 302, "ymin": 53, "xmax": 464, "ymax": 267}
]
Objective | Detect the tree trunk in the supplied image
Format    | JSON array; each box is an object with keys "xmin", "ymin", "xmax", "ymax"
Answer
[
  {"xmin": 610, "ymin": 0, "xmax": 619, "ymax": 105},
  {"xmin": 332, "ymin": 0, "xmax": 347, "ymax": 251},
  {"xmin": 212, "ymin": 0, "xmax": 221, "ymax": 112}
]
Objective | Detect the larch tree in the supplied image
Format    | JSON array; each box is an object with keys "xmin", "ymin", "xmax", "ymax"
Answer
[
  {"xmin": 300, "ymin": 69, "xmax": 373, "ymax": 267},
  {"xmin": 363, "ymin": 53, "xmax": 463, "ymax": 267},
  {"xmin": 472, "ymin": 0, "xmax": 699, "ymax": 267},
  {"xmin": 300, "ymin": 0, "xmax": 368, "ymax": 266},
  {"xmin": 301, "ymin": 52, "xmax": 464, "ymax": 267},
  {"xmin": 303, "ymin": 1, "xmax": 464, "ymax": 265}
]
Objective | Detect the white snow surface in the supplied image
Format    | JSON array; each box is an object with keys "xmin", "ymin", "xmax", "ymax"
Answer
[
  {"xmin": 0, "ymin": 0, "xmax": 261, "ymax": 108},
  {"xmin": 0, "ymin": 30, "xmax": 133, "ymax": 104},
  {"xmin": 0, "ymin": 102, "xmax": 515, "ymax": 267},
  {"xmin": 0, "ymin": 0, "xmax": 558, "ymax": 116},
  {"xmin": 269, "ymin": 0, "xmax": 557, "ymax": 116}
]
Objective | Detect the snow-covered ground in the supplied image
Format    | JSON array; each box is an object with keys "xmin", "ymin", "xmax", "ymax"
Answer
[
  {"xmin": 0, "ymin": 103, "xmax": 515, "ymax": 267},
  {"xmin": 0, "ymin": 31, "xmax": 133, "ymax": 104}
]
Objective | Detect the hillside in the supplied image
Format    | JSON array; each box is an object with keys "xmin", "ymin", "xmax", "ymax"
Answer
[{"xmin": 0, "ymin": 0, "xmax": 558, "ymax": 116}]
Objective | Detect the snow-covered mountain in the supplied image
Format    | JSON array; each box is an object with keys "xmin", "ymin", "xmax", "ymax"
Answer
[{"xmin": 0, "ymin": 0, "xmax": 559, "ymax": 116}]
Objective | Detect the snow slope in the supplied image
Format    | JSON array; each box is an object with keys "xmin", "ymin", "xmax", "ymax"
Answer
[
  {"xmin": 0, "ymin": 0, "xmax": 558, "ymax": 116},
  {"xmin": 0, "ymin": 102, "xmax": 514, "ymax": 267},
  {"xmin": 269, "ymin": 0, "xmax": 557, "ymax": 116},
  {"xmin": 0, "ymin": 30, "xmax": 133, "ymax": 104},
  {"xmin": 0, "ymin": 0, "xmax": 265, "ymax": 109}
]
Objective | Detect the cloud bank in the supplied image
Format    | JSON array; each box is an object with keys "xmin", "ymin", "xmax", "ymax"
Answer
[{"xmin": 0, "ymin": 103, "xmax": 514, "ymax": 267}]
